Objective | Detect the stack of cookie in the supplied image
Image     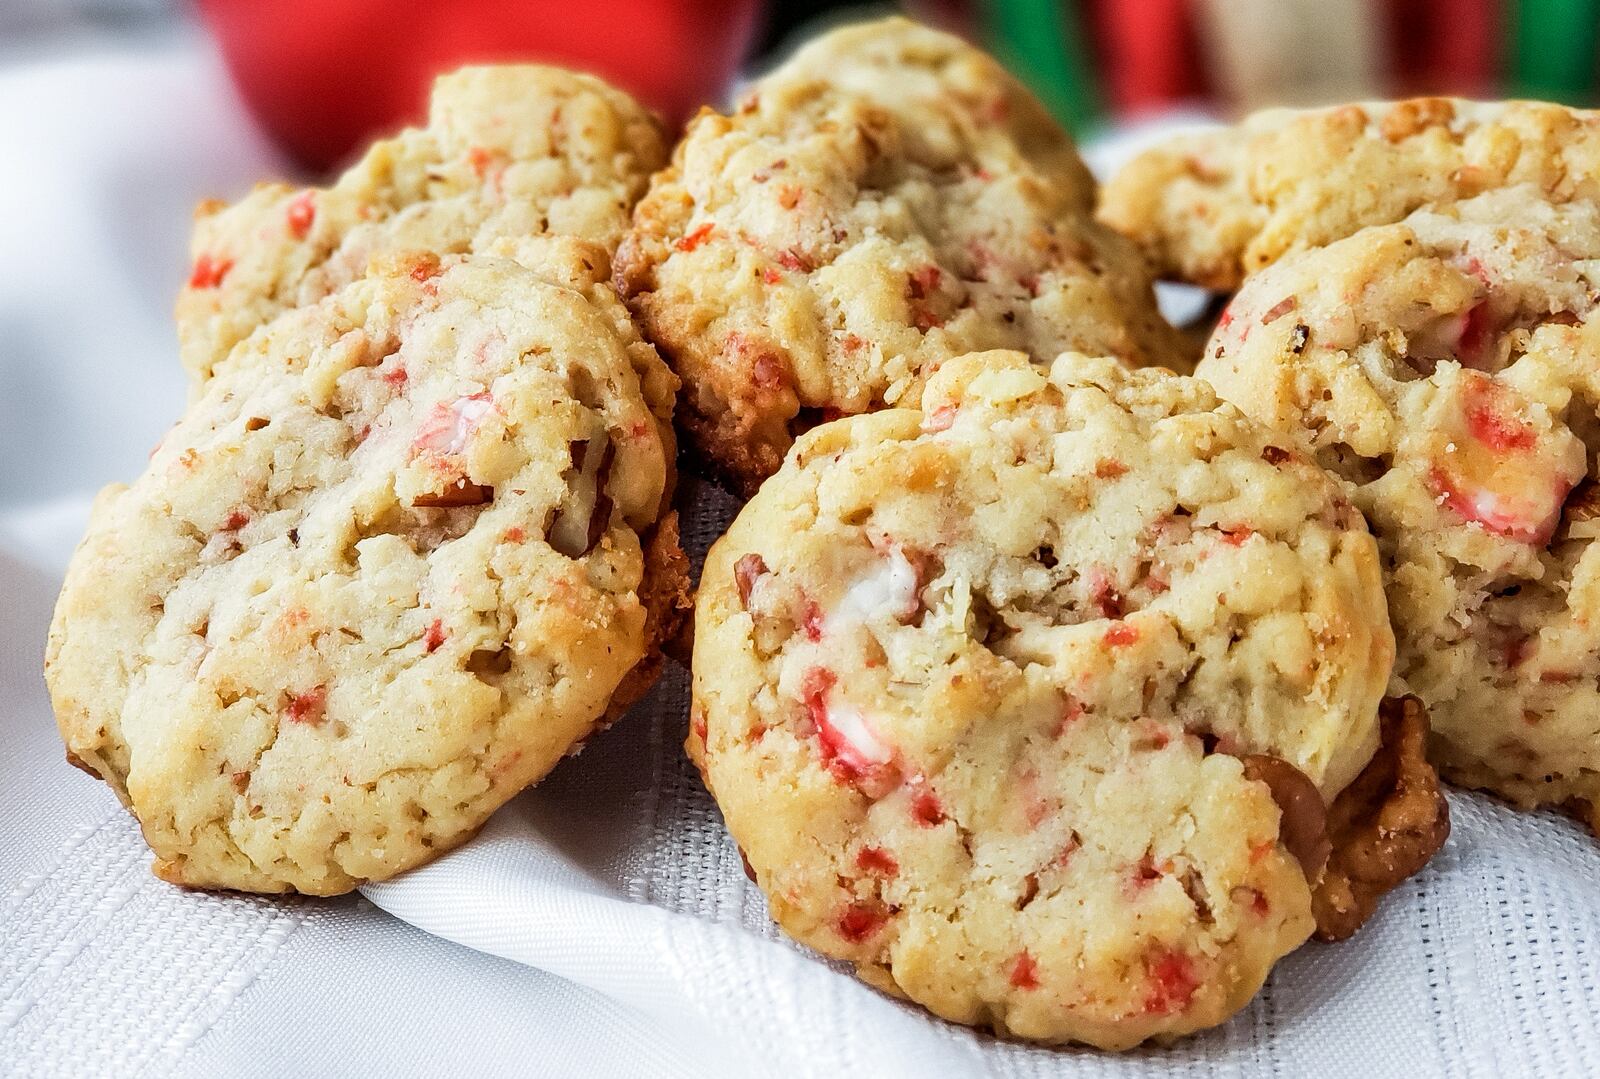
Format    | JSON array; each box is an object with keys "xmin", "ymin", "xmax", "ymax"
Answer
[
  {"xmin": 636, "ymin": 21, "xmax": 1444, "ymax": 1048},
  {"xmin": 1101, "ymin": 100, "xmax": 1600, "ymax": 838},
  {"xmin": 614, "ymin": 19, "xmax": 1189, "ymax": 494},
  {"xmin": 62, "ymin": 16, "xmax": 1591, "ymax": 1053}
]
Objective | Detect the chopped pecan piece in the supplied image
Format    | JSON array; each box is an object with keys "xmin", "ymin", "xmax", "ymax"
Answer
[
  {"xmin": 1563, "ymin": 478, "xmax": 1600, "ymax": 531},
  {"xmin": 1313, "ymin": 696, "xmax": 1450, "ymax": 941},
  {"xmin": 734, "ymin": 553, "xmax": 769, "ymax": 608},
  {"xmin": 550, "ymin": 436, "xmax": 616, "ymax": 557},
  {"xmin": 65, "ymin": 749, "xmax": 100, "ymax": 779},
  {"xmin": 412, "ymin": 479, "xmax": 493, "ymax": 508},
  {"xmin": 1241, "ymin": 753, "xmax": 1331, "ymax": 878}
]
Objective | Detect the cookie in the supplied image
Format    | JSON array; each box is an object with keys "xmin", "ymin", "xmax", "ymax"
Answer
[
  {"xmin": 615, "ymin": 17, "xmax": 1187, "ymax": 496},
  {"xmin": 1099, "ymin": 97, "xmax": 1600, "ymax": 289},
  {"xmin": 46, "ymin": 249, "xmax": 685, "ymax": 895},
  {"xmin": 758, "ymin": 16, "xmax": 1097, "ymax": 213},
  {"xmin": 689, "ymin": 351, "xmax": 1396, "ymax": 1048},
  {"xmin": 1195, "ymin": 188, "xmax": 1600, "ymax": 832},
  {"xmin": 177, "ymin": 64, "xmax": 667, "ymax": 384}
]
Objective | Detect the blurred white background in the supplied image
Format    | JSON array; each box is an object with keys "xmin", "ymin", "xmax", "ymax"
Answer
[{"xmin": 0, "ymin": 1, "xmax": 286, "ymax": 543}]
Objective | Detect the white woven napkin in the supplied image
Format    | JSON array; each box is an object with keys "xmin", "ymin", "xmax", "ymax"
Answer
[
  {"xmin": 363, "ymin": 492, "xmax": 1600, "ymax": 1078},
  {"xmin": 5, "ymin": 34, "xmax": 1600, "ymax": 1079},
  {"xmin": 0, "ymin": 39, "xmax": 718, "ymax": 1079}
]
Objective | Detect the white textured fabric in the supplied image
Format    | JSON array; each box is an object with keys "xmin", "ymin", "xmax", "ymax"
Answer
[{"xmin": 4, "ymin": 37, "xmax": 1600, "ymax": 1079}]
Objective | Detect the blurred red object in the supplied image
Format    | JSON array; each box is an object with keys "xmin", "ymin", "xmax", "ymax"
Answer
[
  {"xmin": 198, "ymin": 0, "xmax": 760, "ymax": 172},
  {"xmin": 1383, "ymin": 0, "xmax": 1496, "ymax": 98},
  {"xmin": 1088, "ymin": 0, "xmax": 1208, "ymax": 115}
]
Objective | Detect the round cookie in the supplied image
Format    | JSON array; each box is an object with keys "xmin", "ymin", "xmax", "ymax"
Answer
[
  {"xmin": 47, "ymin": 250, "xmax": 684, "ymax": 895},
  {"xmin": 690, "ymin": 351, "xmax": 1395, "ymax": 1048},
  {"xmin": 1099, "ymin": 97, "xmax": 1600, "ymax": 289},
  {"xmin": 1196, "ymin": 188, "xmax": 1600, "ymax": 832},
  {"xmin": 615, "ymin": 18, "xmax": 1187, "ymax": 496},
  {"xmin": 177, "ymin": 64, "xmax": 667, "ymax": 384},
  {"xmin": 759, "ymin": 16, "xmax": 1097, "ymax": 213}
]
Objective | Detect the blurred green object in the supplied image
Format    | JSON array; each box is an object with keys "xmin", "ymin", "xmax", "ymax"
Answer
[
  {"xmin": 979, "ymin": 0, "xmax": 1101, "ymax": 134},
  {"xmin": 1511, "ymin": 0, "xmax": 1600, "ymax": 102}
]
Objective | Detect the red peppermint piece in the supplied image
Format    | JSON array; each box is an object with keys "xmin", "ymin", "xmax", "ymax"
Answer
[
  {"xmin": 284, "ymin": 685, "xmax": 327, "ymax": 726},
  {"xmin": 409, "ymin": 255, "xmax": 442, "ymax": 283},
  {"xmin": 1424, "ymin": 371, "xmax": 1581, "ymax": 544},
  {"xmin": 907, "ymin": 265, "xmax": 942, "ymax": 299},
  {"xmin": 801, "ymin": 668, "xmax": 895, "ymax": 784},
  {"xmin": 1087, "ymin": 568, "xmax": 1124, "ymax": 619},
  {"xmin": 676, "ymin": 222, "xmax": 715, "ymax": 252},
  {"xmin": 911, "ymin": 790, "xmax": 946, "ymax": 826},
  {"xmin": 1428, "ymin": 467, "xmax": 1571, "ymax": 545},
  {"xmin": 188, "ymin": 254, "xmax": 233, "ymax": 289},
  {"xmin": 855, "ymin": 846, "xmax": 898, "ymax": 876},
  {"xmin": 922, "ymin": 404, "xmax": 958, "ymax": 433},
  {"xmin": 775, "ymin": 247, "xmax": 813, "ymax": 273},
  {"xmin": 413, "ymin": 392, "xmax": 495, "ymax": 457},
  {"xmin": 1103, "ymin": 621, "xmax": 1139, "ymax": 647},
  {"xmin": 286, "ymin": 192, "xmax": 316, "ymax": 239},
  {"xmin": 836, "ymin": 901, "xmax": 889, "ymax": 943},
  {"xmin": 1142, "ymin": 948, "xmax": 1200, "ymax": 1015},
  {"xmin": 799, "ymin": 597, "xmax": 825, "ymax": 641},
  {"xmin": 1461, "ymin": 376, "xmax": 1535, "ymax": 452},
  {"xmin": 1008, "ymin": 951, "xmax": 1041, "ymax": 990},
  {"xmin": 1129, "ymin": 853, "xmax": 1163, "ymax": 889}
]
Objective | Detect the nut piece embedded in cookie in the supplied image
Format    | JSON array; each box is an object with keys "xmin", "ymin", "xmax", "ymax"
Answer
[
  {"xmin": 614, "ymin": 16, "xmax": 1187, "ymax": 495},
  {"xmin": 176, "ymin": 64, "xmax": 667, "ymax": 384},
  {"xmin": 1314, "ymin": 696, "xmax": 1450, "ymax": 942},
  {"xmin": 689, "ymin": 350, "xmax": 1394, "ymax": 1048},
  {"xmin": 1099, "ymin": 97, "xmax": 1600, "ymax": 289},
  {"xmin": 45, "ymin": 252, "xmax": 679, "ymax": 895},
  {"xmin": 1197, "ymin": 188, "xmax": 1600, "ymax": 831},
  {"xmin": 1240, "ymin": 755, "xmax": 1331, "ymax": 879}
]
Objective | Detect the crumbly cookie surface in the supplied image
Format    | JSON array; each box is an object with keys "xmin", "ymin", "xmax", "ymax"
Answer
[
  {"xmin": 1099, "ymin": 97, "xmax": 1600, "ymax": 289},
  {"xmin": 760, "ymin": 16, "xmax": 1097, "ymax": 212},
  {"xmin": 177, "ymin": 65, "xmax": 667, "ymax": 384},
  {"xmin": 690, "ymin": 351, "xmax": 1393, "ymax": 1048},
  {"xmin": 47, "ymin": 251, "xmax": 680, "ymax": 895},
  {"xmin": 1196, "ymin": 189, "xmax": 1600, "ymax": 831},
  {"xmin": 615, "ymin": 18, "xmax": 1186, "ymax": 495}
]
